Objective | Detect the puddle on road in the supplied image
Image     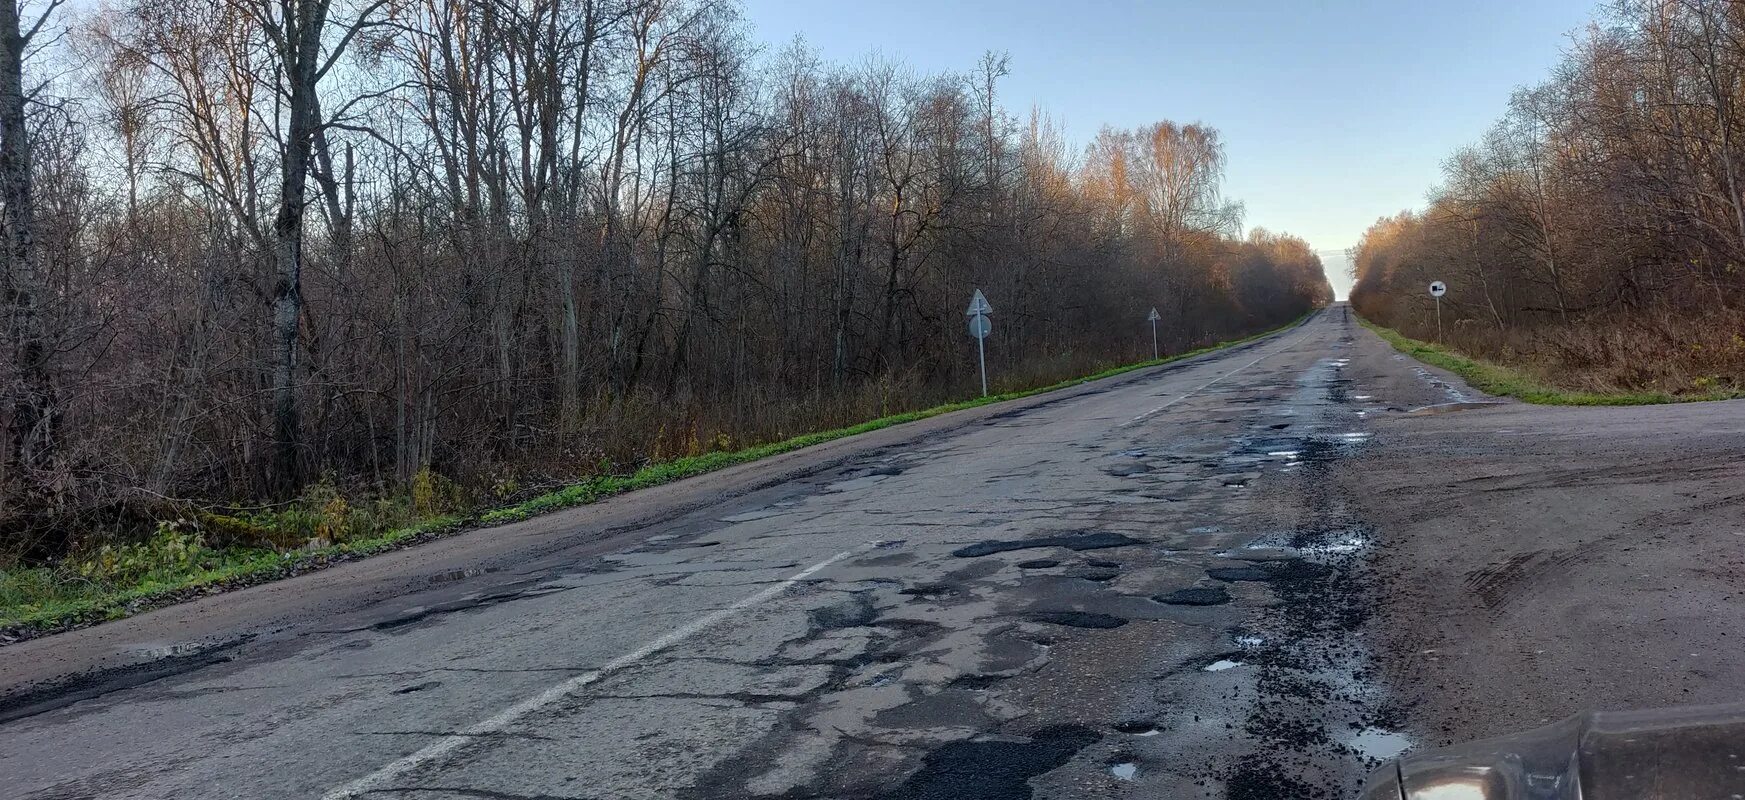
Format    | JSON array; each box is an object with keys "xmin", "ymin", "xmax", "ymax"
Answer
[
  {"xmin": 1348, "ymin": 728, "xmax": 1412, "ymax": 761},
  {"xmin": 1109, "ymin": 761, "xmax": 1138, "ymax": 780},
  {"xmin": 1232, "ymin": 532, "xmax": 1372, "ymax": 560},
  {"xmin": 1306, "ymin": 534, "xmax": 1371, "ymax": 556},
  {"xmin": 1178, "ymin": 307, "xmax": 1396, "ymax": 798}
]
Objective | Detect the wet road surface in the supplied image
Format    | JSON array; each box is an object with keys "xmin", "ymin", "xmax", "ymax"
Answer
[{"xmin": 3, "ymin": 305, "xmax": 1741, "ymax": 799}]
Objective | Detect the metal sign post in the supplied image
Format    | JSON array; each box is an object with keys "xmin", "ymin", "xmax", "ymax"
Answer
[
  {"xmin": 1147, "ymin": 307, "xmax": 1161, "ymax": 360},
  {"xmin": 966, "ymin": 289, "xmax": 993, "ymax": 397},
  {"xmin": 1428, "ymin": 281, "xmax": 1447, "ymax": 341}
]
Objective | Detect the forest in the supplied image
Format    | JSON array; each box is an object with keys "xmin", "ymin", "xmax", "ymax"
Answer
[
  {"xmin": 1352, "ymin": 0, "xmax": 1745, "ymax": 397},
  {"xmin": 0, "ymin": 0, "xmax": 1329, "ymax": 569}
]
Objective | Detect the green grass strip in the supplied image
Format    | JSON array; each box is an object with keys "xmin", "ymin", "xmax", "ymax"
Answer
[
  {"xmin": 2, "ymin": 312, "xmax": 1312, "ymax": 636},
  {"xmin": 1356, "ymin": 316, "xmax": 1744, "ymax": 406}
]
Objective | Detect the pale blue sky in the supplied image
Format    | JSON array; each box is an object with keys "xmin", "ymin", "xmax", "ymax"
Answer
[{"xmin": 738, "ymin": 0, "xmax": 1598, "ymax": 296}]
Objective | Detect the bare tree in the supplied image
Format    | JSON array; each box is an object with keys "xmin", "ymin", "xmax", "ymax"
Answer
[
  {"xmin": 0, "ymin": 0, "xmax": 1332, "ymax": 559},
  {"xmin": 0, "ymin": 0, "xmax": 63, "ymax": 502},
  {"xmin": 235, "ymin": 0, "xmax": 387, "ymax": 495}
]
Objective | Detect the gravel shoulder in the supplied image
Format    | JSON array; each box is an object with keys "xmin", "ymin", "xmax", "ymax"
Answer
[{"xmin": 1347, "ymin": 323, "xmax": 1745, "ymax": 746}]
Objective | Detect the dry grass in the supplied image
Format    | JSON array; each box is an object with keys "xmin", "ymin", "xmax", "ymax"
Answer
[{"xmin": 1364, "ymin": 307, "xmax": 1745, "ymax": 404}]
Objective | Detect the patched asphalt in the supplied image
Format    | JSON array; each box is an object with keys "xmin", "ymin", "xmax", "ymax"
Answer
[{"xmin": 12, "ymin": 305, "xmax": 1691, "ymax": 800}]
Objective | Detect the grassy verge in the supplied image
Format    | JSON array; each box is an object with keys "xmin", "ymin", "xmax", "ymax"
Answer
[
  {"xmin": 1, "ymin": 313, "xmax": 1311, "ymax": 639},
  {"xmin": 1357, "ymin": 316, "xmax": 1745, "ymax": 405}
]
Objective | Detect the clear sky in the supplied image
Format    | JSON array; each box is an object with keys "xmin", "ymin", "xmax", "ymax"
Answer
[{"xmin": 737, "ymin": 0, "xmax": 1598, "ymax": 297}]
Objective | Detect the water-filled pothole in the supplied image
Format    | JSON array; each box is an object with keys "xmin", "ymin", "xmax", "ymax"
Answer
[{"xmin": 1348, "ymin": 727, "xmax": 1412, "ymax": 761}]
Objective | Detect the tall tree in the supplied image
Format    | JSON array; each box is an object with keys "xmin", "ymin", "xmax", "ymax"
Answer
[
  {"xmin": 241, "ymin": 0, "xmax": 385, "ymax": 495},
  {"xmin": 0, "ymin": 0, "xmax": 61, "ymax": 500}
]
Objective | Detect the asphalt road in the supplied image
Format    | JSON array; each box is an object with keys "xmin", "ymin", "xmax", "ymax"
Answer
[{"xmin": 3, "ymin": 305, "xmax": 1741, "ymax": 800}]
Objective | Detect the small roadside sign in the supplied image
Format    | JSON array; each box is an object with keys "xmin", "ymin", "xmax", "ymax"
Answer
[
  {"xmin": 1428, "ymin": 281, "xmax": 1447, "ymax": 341},
  {"xmin": 966, "ymin": 288, "xmax": 992, "ymax": 397},
  {"xmin": 1146, "ymin": 307, "xmax": 1161, "ymax": 359},
  {"xmin": 966, "ymin": 289, "xmax": 993, "ymax": 317}
]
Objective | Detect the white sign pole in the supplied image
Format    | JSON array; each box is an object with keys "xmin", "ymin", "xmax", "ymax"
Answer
[
  {"xmin": 1428, "ymin": 281, "xmax": 1447, "ymax": 341},
  {"xmin": 1147, "ymin": 307, "xmax": 1161, "ymax": 360},
  {"xmin": 977, "ymin": 323, "xmax": 988, "ymax": 397},
  {"xmin": 966, "ymin": 289, "xmax": 993, "ymax": 397}
]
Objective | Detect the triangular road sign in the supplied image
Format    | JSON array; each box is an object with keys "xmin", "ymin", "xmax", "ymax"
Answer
[{"xmin": 965, "ymin": 289, "xmax": 993, "ymax": 317}]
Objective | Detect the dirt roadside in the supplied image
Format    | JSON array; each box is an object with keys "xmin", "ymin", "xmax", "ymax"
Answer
[{"xmin": 1344, "ymin": 329, "xmax": 1745, "ymax": 747}]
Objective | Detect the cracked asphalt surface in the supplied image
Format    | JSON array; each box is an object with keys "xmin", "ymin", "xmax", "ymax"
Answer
[{"xmin": 4, "ymin": 305, "xmax": 1743, "ymax": 800}]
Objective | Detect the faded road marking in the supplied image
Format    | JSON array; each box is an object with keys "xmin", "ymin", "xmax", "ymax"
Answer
[
  {"xmin": 1124, "ymin": 351, "xmax": 1277, "ymax": 427},
  {"xmin": 322, "ymin": 543, "xmax": 878, "ymax": 799}
]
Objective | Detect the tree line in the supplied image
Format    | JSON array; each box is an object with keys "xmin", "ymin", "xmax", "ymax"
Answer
[
  {"xmin": 0, "ymin": 0, "xmax": 1329, "ymax": 558},
  {"xmin": 1352, "ymin": 0, "xmax": 1745, "ymax": 390}
]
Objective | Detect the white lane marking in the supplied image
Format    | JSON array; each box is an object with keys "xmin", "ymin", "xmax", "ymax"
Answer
[
  {"xmin": 1123, "ymin": 351, "xmax": 1276, "ymax": 427},
  {"xmin": 323, "ymin": 543, "xmax": 876, "ymax": 799}
]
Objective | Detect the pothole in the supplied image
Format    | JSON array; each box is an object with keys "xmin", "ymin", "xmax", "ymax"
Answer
[
  {"xmin": 1153, "ymin": 586, "xmax": 1232, "ymax": 606},
  {"xmin": 1206, "ymin": 566, "xmax": 1272, "ymax": 582},
  {"xmin": 428, "ymin": 567, "xmax": 500, "ymax": 584},
  {"xmin": 1112, "ymin": 721, "xmax": 1161, "ymax": 736},
  {"xmin": 1347, "ymin": 727, "xmax": 1412, "ymax": 761},
  {"xmin": 1028, "ymin": 611, "xmax": 1128, "ymax": 629},
  {"xmin": 953, "ymin": 532, "xmax": 1143, "ymax": 558}
]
